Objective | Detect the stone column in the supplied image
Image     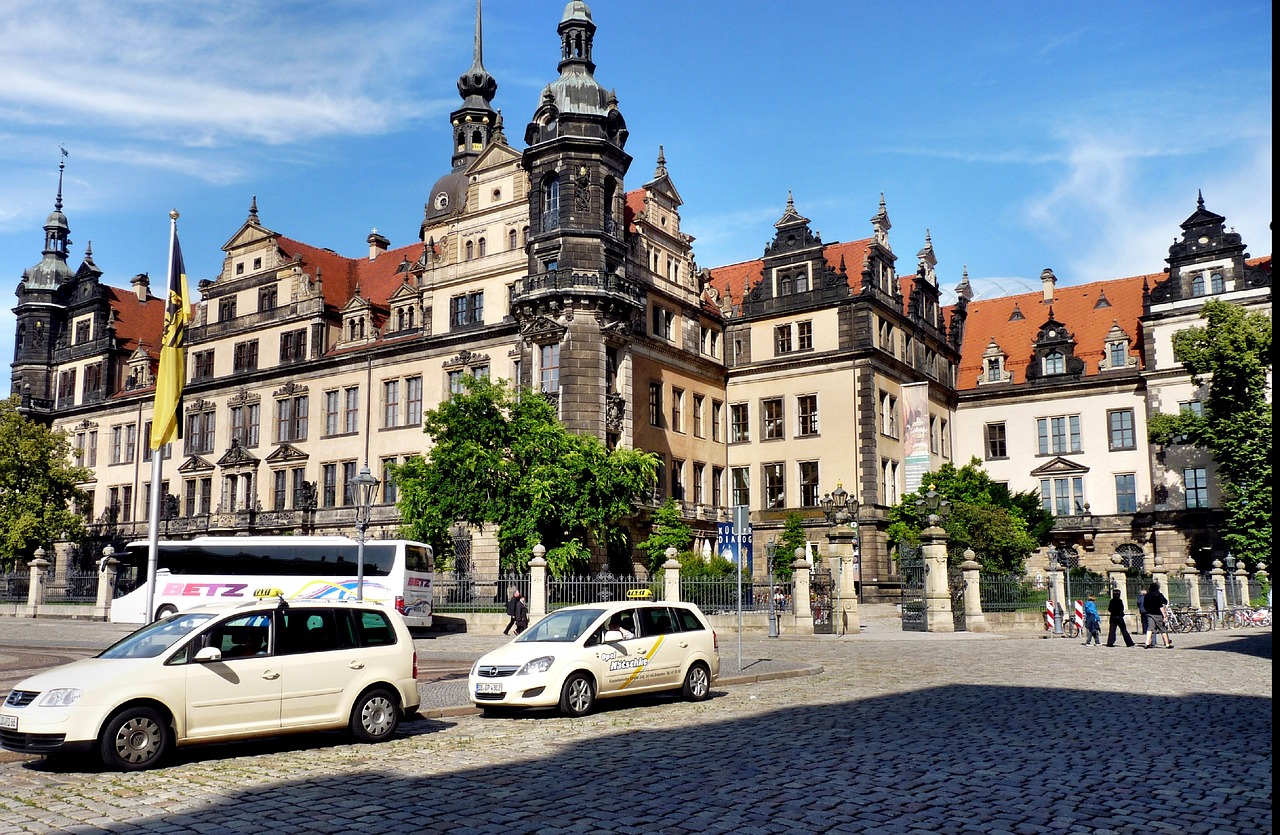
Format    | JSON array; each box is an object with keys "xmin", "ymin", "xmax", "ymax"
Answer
[
  {"xmin": 24, "ymin": 549, "xmax": 49, "ymax": 619},
  {"xmin": 1048, "ymin": 565, "xmax": 1066, "ymax": 633},
  {"xmin": 662, "ymin": 547, "xmax": 681, "ymax": 603},
  {"xmin": 791, "ymin": 547, "xmax": 813, "ymax": 635},
  {"xmin": 1209, "ymin": 560, "xmax": 1227, "ymax": 621},
  {"xmin": 1107, "ymin": 554, "xmax": 1129, "ymax": 629},
  {"xmin": 1151, "ymin": 555, "xmax": 1169, "ymax": 600},
  {"xmin": 528, "ymin": 545, "xmax": 548, "ymax": 619},
  {"xmin": 922, "ymin": 524, "xmax": 953, "ymax": 633},
  {"xmin": 1235, "ymin": 563, "xmax": 1251, "ymax": 607},
  {"xmin": 1182, "ymin": 558, "xmax": 1202, "ymax": 611},
  {"xmin": 94, "ymin": 553, "xmax": 119, "ymax": 621},
  {"xmin": 1254, "ymin": 564, "xmax": 1268, "ymax": 607},
  {"xmin": 960, "ymin": 549, "xmax": 987, "ymax": 633},
  {"xmin": 54, "ymin": 540, "xmax": 76, "ymax": 593},
  {"xmin": 826, "ymin": 524, "xmax": 861, "ymax": 634}
]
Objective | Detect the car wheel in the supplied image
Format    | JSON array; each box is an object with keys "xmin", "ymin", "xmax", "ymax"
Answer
[
  {"xmin": 154, "ymin": 604, "xmax": 177, "ymax": 621},
  {"xmin": 682, "ymin": 662, "xmax": 711, "ymax": 702},
  {"xmin": 350, "ymin": 688, "xmax": 400, "ymax": 743},
  {"xmin": 558, "ymin": 672, "xmax": 595, "ymax": 717},
  {"xmin": 100, "ymin": 706, "xmax": 170, "ymax": 771}
]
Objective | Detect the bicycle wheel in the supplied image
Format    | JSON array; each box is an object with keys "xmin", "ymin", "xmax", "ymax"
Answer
[{"xmin": 1065, "ymin": 620, "xmax": 1081, "ymax": 639}]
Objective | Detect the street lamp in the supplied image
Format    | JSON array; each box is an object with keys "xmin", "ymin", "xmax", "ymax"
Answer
[
  {"xmin": 915, "ymin": 483, "xmax": 950, "ymax": 528},
  {"xmin": 765, "ymin": 538, "xmax": 780, "ymax": 638},
  {"xmin": 820, "ymin": 482, "xmax": 859, "ymax": 527},
  {"xmin": 1224, "ymin": 552, "xmax": 1236, "ymax": 607},
  {"xmin": 353, "ymin": 464, "xmax": 380, "ymax": 601}
]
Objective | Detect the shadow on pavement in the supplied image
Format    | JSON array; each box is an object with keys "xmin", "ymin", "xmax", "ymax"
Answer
[
  {"xmin": 29, "ymin": 683, "xmax": 1271, "ymax": 834},
  {"xmin": 1182, "ymin": 631, "xmax": 1272, "ymax": 660}
]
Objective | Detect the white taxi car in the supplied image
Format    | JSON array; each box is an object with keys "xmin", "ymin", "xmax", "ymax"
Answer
[
  {"xmin": 0, "ymin": 598, "xmax": 420, "ymax": 770},
  {"xmin": 468, "ymin": 601, "xmax": 720, "ymax": 716}
]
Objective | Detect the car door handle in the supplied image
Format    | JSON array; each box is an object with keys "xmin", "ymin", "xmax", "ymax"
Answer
[
  {"xmin": 678, "ymin": 641, "xmax": 689, "ymax": 648},
  {"xmin": 349, "ymin": 661, "xmax": 365, "ymax": 670},
  {"xmin": 262, "ymin": 671, "xmax": 280, "ymax": 680}
]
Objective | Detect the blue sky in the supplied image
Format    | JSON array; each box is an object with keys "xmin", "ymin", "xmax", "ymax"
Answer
[{"xmin": 1, "ymin": 0, "xmax": 1272, "ymax": 394}]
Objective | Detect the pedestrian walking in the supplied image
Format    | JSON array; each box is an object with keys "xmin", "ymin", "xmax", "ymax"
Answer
[
  {"xmin": 513, "ymin": 591, "xmax": 529, "ymax": 635},
  {"xmin": 1137, "ymin": 590, "xmax": 1148, "ymax": 634},
  {"xmin": 1142, "ymin": 582, "xmax": 1173, "ymax": 649},
  {"xmin": 1082, "ymin": 594, "xmax": 1102, "ymax": 646},
  {"xmin": 502, "ymin": 588, "xmax": 522, "ymax": 635},
  {"xmin": 1105, "ymin": 588, "xmax": 1135, "ymax": 647}
]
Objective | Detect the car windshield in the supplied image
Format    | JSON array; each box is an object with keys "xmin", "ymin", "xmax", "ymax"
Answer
[
  {"xmin": 98, "ymin": 612, "xmax": 216, "ymax": 659},
  {"xmin": 515, "ymin": 608, "xmax": 604, "ymax": 643}
]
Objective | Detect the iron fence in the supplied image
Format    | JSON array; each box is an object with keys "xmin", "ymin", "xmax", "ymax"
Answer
[
  {"xmin": 432, "ymin": 573, "xmax": 529, "ymax": 613},
  {"xmin": 548, "ymin": 571, "xmax": 659, "ymax": 610},
  {"xmin": 1, "ymin": 573, "xmax": 29, "ymax": 602},
  {"xmin": 680, "ymin": 578, "xmax": 791, "ymax": 615},
  {"xmin": 43, "ymin": 570, "xmax": 100, "ymax": 602},
  {"xmin": 980, "ymin": 573, "xmax": 1049, "ymax": 612}
]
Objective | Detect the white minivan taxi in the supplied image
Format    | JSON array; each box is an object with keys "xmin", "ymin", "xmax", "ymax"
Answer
[
  {"xmin": 469, "ymin": 601, "xmax": 720, "ymax": 716},
  {"xmin": 0, "ymin": 598, "xmax": 420, "ymax": 770}
]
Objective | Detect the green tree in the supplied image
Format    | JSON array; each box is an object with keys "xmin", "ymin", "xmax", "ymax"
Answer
[
  {"xmin": 0, "ymin": 396, "xmax": 91, "ymax": 571},
  {"xmin": 393, "ymin": 377, "xmax": 658, "ymax": 575},
  {"xmin": 1147, "ymin": 299, "xmax": 1271, "ymax": 566},
  {"xmin": 772, "ymin": 512, "xmax": 808, "ymax": 580},
  {"xmin": 886, "ymin": 458, "xmax": 1045, "ymax": 574},
  {"xmin": 637, "ymin": 498, "xmax": 693, "ymax": 574}
]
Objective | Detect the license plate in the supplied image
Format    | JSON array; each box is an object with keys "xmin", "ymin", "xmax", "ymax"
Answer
[
  {"xmin": 0, "ymin": 714, "xmax": 16, "ymax": 730},
  {"xmin": 475, "ymin": 682, "xmax": 503, "ymax": 695}
]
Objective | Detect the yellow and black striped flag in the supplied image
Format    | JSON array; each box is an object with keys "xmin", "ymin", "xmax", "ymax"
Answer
[{"xmin": 151, "ymin": 220, "xmax": 189, "ymax": 448}]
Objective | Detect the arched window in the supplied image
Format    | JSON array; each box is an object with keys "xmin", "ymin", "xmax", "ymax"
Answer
[
  {"xmin": 1210, "ymin": 272, "xmax": 1224, "ymax": 293},
  {"xmin": 465, "ymin": 240, "xmax": 474, "ymax": 261},
  {"xmin": 477, "ymin": 238, "xmax": 486, "ymax": 257},
  {"xmin": 542, "ymin": 174, "xmax": 560, "ymax": 227},
  {"xmin": 508, "ymin": 229, "xmax": 518, "ymax": 250},
  {"xmin": 456, "ymin": 130, "xmax": 465, "ymax": 153},
  {"xmin": 1190, "ymin": 274, "xmax": 1205, "ymax": 297},
  {"xmin": 1043, "ymin": 351, "xmax": 1065, "ymax": 375},
  {"xmin": 471, "ymin": 129, "xmax": 482, "ymax": 151},
  {"xmin": 521, "ymin": 226, "xmax": 529, "ymax": 246}
]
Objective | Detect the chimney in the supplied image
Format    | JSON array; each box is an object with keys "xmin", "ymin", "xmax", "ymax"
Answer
[
  {"xmin": 131, "ymin": 272, "xmax": 150, "ymax": 302},
  {"xmin": 1040, "ymin": 268, "xmax": 1056, "ymax": 303},
  {"xmin": 368, "ymin": 229, "xmax": 390, "ymax": 261}
]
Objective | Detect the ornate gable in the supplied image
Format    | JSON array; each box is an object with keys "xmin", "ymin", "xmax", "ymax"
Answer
[
  {"xmin": 216, "ymin": 439, "xmax": 259, "ymax": 468},
  {"xmin": 1030, "ymin": 456, "xmax": 1089, "ymax": 477},
  {"xmin": 178, "ymin": 455, "xmax": 214, "ymax": 473},
  {"xmin": 265, "ymin": 443, "xmax": 308, "ymax": 464},
  {"xmin": 1024, "ymin": 310, "xmax": 1084, "ymax": 384}
]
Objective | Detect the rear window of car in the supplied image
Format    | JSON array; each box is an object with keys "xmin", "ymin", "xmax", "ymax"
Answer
[
  {"xmin": 674, "ymin": 607, "xmax": 705, "ymax": 632},
  {"xmin": 279, "ymin": 608, "xmax": 355, "ymax": 654},
  {"xmin": 354, "ymin": 609, "xmax": 397, "ymax": 646}
]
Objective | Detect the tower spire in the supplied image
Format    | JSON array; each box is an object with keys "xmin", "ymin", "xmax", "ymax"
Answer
[{"xmin": 55, "ymin": 147, "xmax": 68, "ymax": 212}]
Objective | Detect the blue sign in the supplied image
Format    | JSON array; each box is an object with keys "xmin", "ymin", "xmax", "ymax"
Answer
[{"xmin": 716, "ymin": 517, "xmax": 753, "ymax": 574}]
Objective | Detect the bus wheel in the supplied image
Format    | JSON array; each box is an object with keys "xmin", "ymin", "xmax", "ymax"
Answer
[{"xmin": 154, "ymin": 604, "xmax": 177, "ymax": 621}]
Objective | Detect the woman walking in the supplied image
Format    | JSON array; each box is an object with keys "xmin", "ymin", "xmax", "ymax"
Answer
[
  {"xmin": 1142, "ymin": 582, "xmax": 1174, "ymax": 649},
  {"xmin": 1105, "ymin": 588, "xmax": 1135, "ymax": 647}
]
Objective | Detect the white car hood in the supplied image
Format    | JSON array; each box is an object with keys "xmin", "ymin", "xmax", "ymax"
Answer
[
  {"xmin": 475, "ymin": 640, "xmax": 579, "ymax": 668},
  {"xmin": 7, "ymin": 658, "xmax": 151, "ymax": 699}
]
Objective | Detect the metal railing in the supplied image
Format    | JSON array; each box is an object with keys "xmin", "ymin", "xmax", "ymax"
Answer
[
  {"xmin": 432, "ymin": 573, "xmax": 529, "ymax": 613},
  {"xmin": 1, "ymin": 573, "xmax": 30, "ymax": 602},
  {"xmin": 680, "ymin": 578, "xmax": 791, "ymax": 615},
  {"xmin": 980, "ymin": 574, "xmax": 1050, "ymax": 612},
  {"xmin": 548, "ymin": 572, "xmax": 659, "ymax": 610}
]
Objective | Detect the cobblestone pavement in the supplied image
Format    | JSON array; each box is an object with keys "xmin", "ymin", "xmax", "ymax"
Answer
[{"xmin": 0, "ymin": 615, "xmax": 1270, "ymax": 834}]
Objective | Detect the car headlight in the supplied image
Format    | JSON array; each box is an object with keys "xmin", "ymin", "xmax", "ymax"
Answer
[
  {"xmin": 38, "ymin": 688, "xmax": 83, "ymax": 707},
  {"xmin": 516, "ymin": 656, "xmax": 555, "ymax": 675}
]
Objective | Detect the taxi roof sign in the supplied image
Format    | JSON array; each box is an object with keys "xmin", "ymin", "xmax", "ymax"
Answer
[{"xmin": 625, "ymin": 589, "xmax": 653, "ymax": 600}]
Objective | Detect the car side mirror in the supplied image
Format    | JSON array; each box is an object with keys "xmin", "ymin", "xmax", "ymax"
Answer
[
  {"xmin": 603, "ymin": 629, "xmax": 625, "ymax": 643},
  {"xmin": 194, "ymin": 646, "xmax": 223, "ymax": 663}
]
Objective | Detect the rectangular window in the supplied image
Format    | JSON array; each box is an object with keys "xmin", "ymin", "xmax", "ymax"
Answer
[
  {"xmin": 218, "ymin": 297, "xmax": 237, "ymax": 322},
  {"xmin": 799, "ymin": 461, "xmax": 820, "ymax": 507},
  {"xmin": 193, "ymin": 350, "xmax": 215, "ymax": 381},
  {"xmin": 1115, "ymin": 474, "xmax": 1137, "ymax": 514},
  {"xmin": 1184, "ymin": 467, "xmax": 1209, "ymax": 509},
  {"xmin": 797, "ymin": 395, "xmax": 818, "ymax": 437},
  {"xmin": 774, "ymin": 325, "xmax": 792, "ymax": 354},
  {"xmin": 763, "ymin": 463, "xmax": 785, "ymax": 509},
  {"xmin": 1040, "ymin": 476, "xmax": 1085, "ymax": 516},
  {"xmin": 879, "ymin": 392, "xmax": 898, "ymax": 437},
  {"xmin": 700, "ymin": 326, "xmax": 720, "ymax": 358},
  {"xmin": 322, "ymin": 463, "xmax": 338, "ymax": 508},
  {"xmin": 693, "ymin": 462, "xmax": 705, "ymax": 505},
  {"xmin": 342, "ymin": 461, "xmax": 358, "ymax": 506},
  {"xmin": 711, "ymin": 400, "xmax": 723, "ymax": 443},
  {"xmin": 712, "ymin": 466, "xmax": 724, "ymax": 508},
  {"xmin": 648, "ymin": 382, "xmax": 662, "ymax": 427},
  {"xmin": 279, "ymin": 329, "xmax": 307, "ymax": 364},
  {"xmin": 276, "ymin": 395, "xmax": 308, "ymax": 443},
  {"xmin": 762, "ymin": 398, "xmax": 784, "ymax": 440},
  {"xmin": 651, "ymin": 306, "xmax": 673, "ymax": 340},
  {"xmin": 324, "ymin": 391, "xmax": 340, "ymax": 436},
  {"xmin": 671, "ymin": 388, "xmax": 684, "ymax": 433},
  {"xmin": 273, "ymin": 470, "xmax": 288, "ymax": 511},
  {"xmin": 1037, "ymin": 415, "xmax": 1082, "ymax": 455},
  {"xmin": 671, "ymin": 458, "xmax": 685, "ymax": 501},
  {"xmin": 87, "ymin": 431, "xmax": 98, "ymax": 467},
  {"xmin": 231, "ymin": 403, "xmax": 259, "ymax": 447},
  {"xmin": 291, "ymin": 469, "xmax": 308, "ymax": 509},
  {"xmin": 186, "ymin": 411, "xmax": 215, "ymax": 455},
  {"xmin": 74, "ymin": 319, "xmax": 92, "ymax": 344},
  {"xmin": 1108, "ymin": 409, "xmax": 1135, "ymax": 451},
  {"xmin": 797, "ymin": 321, "xmax": 813, "ymax": 351},
  {"xmin": 382, "ymin": 458, "xmax": 399, "ymax": 504},
  {"xmin": 384, "ymin": 381, "xmax": 401, "ymax": 428},
  {"xmin": 731, "ymin": 467, "xmax": 750, "ymax": 507},
  {"xmin": 540, "ymin": 343, "xmax": 561, "ymax": 393},
  {"xmin": 120, "ymin": 485, "xmax": 133, "ymax": 523},
  {"xmin": 730, "ymin": 403, "xmax": 749, "ymax": 442},
  {"xmin": 344, "ymin": 387, "xmax": 360, "ymax": 434},
  {"xmin": 406, "ymin": 377, "xmax": 423, "ymax": 426},
  {"xmin": 233, "ymin": 340, "xmax": 259, "ymax": 373},
  {"xmin": 448, "ymin": 369, "xmax": 465, "ymax": 397},
  {"xmin": 259, "ymin": 285, "xmax": 278, "ymax": 311},
  {"xmin": 985, "ymin": 422, "xmax": 1007, "ymax": 459},
  {"xmin": 693, "ymin": 395, "xmax": 705, "ymax": 438},
  {"xmin": 449, "ymin": 291, "xmax": 484, "ymax": 328},
  {"xmin": 653, "ymin": 457, "xmax": 665, "ymax": 500}
]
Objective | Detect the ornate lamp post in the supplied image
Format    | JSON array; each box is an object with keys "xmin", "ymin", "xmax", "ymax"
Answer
[
  {"xmin": 914, "ymin": 483, "xmax": 955, "ymax": 633},
  {"xmin": 765, "ymin": 537, "xmax": 780, "ymax": 638},
  {"xmin": 1224, "ymin": 552, "xmax": 1236, "ymax": 607},
  {"xmin": 820, "ymin": 481, "xmax": 861, "ymax": 634},
  {"xmin": 353, "ymin": 464, "xmax": 380, "ymax": 601},
  {"xmin": 1047, "ymin": 547, "xmax": 1065, "ymax": 635}
]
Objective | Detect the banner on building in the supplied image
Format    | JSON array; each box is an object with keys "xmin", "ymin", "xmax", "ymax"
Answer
[{"xmin": 902, "ymin": 381, "xmax": 931, "ymax": 496}]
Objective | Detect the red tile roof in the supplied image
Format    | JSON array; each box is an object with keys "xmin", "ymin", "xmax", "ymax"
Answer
[
  {"xmin": 707, "ymin": 238, "xmax": 891, "ymax": 307},
  {"xmin": 106, "ymin": 286, "xmax": 166, "ymax": 357}
]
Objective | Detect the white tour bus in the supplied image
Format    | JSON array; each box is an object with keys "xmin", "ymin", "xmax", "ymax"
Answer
[{"xmin": 109, "ymin": 536, "xmax": 433, "ymax": 626}]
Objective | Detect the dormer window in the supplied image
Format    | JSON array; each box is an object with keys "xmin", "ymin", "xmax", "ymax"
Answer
[
  {"xmin": 1210, "ymin": 272, "xmax": 1224, "ymax": 293},
  {"xmin": 1108, "ymin": 341, "xmax": 1127, "ymax": 369},
  {"xmin": 1043, "ymin": 350, "xmax": 1065, "ymax": 375},
  {"xmin": 1191, "ymin": 273, "xmax": 1205, "ymax": 297}
]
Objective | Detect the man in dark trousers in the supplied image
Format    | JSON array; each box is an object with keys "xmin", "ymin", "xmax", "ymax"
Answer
[
  {"xmin": 503, "ymin": 588, "xmax": 522, "ymax": 635},
  {"xmin": 1105, "ymin": 588, "xmax": 1136, "ymax": 647},
  {"xmin": 513, "ymin": 591, "xmax": 529, "ymax": 635}
]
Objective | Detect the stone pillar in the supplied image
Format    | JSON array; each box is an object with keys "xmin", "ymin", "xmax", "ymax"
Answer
[
  {"xmin": 960, "ymin": 549, "xmax": 987, "ymax": 633},
  {"xmin": 94, "ymin": 551, "xmax": 119, "ymax": 621},
  {"xmin": 1048, "ymin": 565, "xmax": 1066, "ymax": 633},
  {"xmin": 791, "ymin": 547, "xmax": 813, "ymax": 635},
  {"xmin": 54, "ymin": 540, "xmax": 76, "ymax": 592},
  {"xmin": 826, "ymin": 524, "xmax": 861, "ymax": 634},
  {"xmin": 1254, "ymin": 564, "xmax": 1268, "ymax": 607},
  {"xmin": 922, "ymin": 525, "xmax": 953, "ymax": 633},
  {"xmin": 1209, "ymin": 560, "xmax": 1228, "ymax": 621},
  {"xmin": 662, "ymin": 547, "xmax": 681, "ymax": 603},
  {"xmin": 1235, "ymin": 563, "xmax": 1251, "ymax": 607},
  {"xmin": 24, "ymin": 549, "xmax": 49, "ymax": 619},
  {"xmin": 1151, "ymin": 555, "xmax": 1169, "ymax": 601},
  {"xmin": 528, "ymin": 545, "xmax": 548, "ymax": 619},
  {"xmin": 1183, "ymin": 558, "xmax": 1201, "ymax": 612},
  {"xmin": 1107, "ymin": 554, "xmax": 1129, "ymax": 629}
]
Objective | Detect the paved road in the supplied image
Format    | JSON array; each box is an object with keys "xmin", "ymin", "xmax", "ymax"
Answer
[{"xmin": 0, "ymin": 616, "xmax": 1270, "ymax": 834}]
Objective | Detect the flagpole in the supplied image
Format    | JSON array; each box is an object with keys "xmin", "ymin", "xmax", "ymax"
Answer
[{"xmin": 144, "ymin": 210, "xmax": 180, "ymax": 622}]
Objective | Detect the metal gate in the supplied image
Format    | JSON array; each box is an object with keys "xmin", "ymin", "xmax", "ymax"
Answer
[
  {"xmin": 948, "ymin": 567, "xmax": 967, "ymax": 632},
  {"xmin": 899, "ymin": 543, "xmax": 927, "ymax": 632},
  {"xmin": 811, "ymin": 564, "xmax": 834, "ymax": 634}
]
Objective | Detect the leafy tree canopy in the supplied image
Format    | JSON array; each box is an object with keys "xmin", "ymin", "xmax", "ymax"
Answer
[
  {"xmin": 0, "ymin": 396, "xmax": 91, "ymax": 571},
  {"xmin": 637, "ymin": 498, "xmax": 693, "ymax": 574},
  {"xmin": 1147, "ymin": 299, "xmax": 1272, "ymax": 566},
  {"xmin": 392, "ymin": 378, "xmax": 657, "ymax": 576},
  {"xmin": 886, "ymin": 457, "xmax": 1047, "ymax": 574},
  {"xmin": 772, "ymin": 512, "xmax": 809, "ymax": 580}
]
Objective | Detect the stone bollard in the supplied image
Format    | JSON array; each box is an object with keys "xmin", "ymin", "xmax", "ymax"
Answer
[
  {"xmin": 791, "ymin": 547, "xmax": 813, "ymax": 635},
  {"xmin": 662, "ymin": 547, "xmax": 681, "ymax": 603},
  {"xmin": 923, "ymin": 524, "xmax": 954, "ymax": 633},
  {"xmin": 94, "ymin": 547, "xmax": 119, "ymax": 621},
  {"xmin": 24, "ymin": 549, "xmax": 49, "ymax": 619},
  {"xmin": 528, "ymin": 545, "xmax": 548, "ymax": 619},
  {"xmin": 1235, "ymin": 562, "xmax": 1252, "ymax": 607},
  {"xmin": 960, "ymin": 549, "xmax": 987, "ymax": 633},
  {"xmin": 1254, "ymin": 564, "xmax": 1268, "ymax": 608},
  {"xmin": 1183, "ymin": 558, "xmax": 1202, "ymax": 612},
  {"xmin": 1107, "ymin": 554, "xmax": 1129, "ymax": 629},
  {"xmin": 1152, "ymin": 555, "xmax": 1168, "ymax": 601},
  {"xmin": 1209, "ymin": 560, "xmax": 1227, "ymax": 622}
]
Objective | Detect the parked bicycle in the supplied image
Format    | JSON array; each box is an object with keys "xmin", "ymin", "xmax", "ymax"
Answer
[
  {"xmin": 1223, "ymin": 606, "xmax": 1271, "ymax": 628},
  {"xmin": 1167, "ymin": 607, "xmax": 1215, "ymax": 633}
]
